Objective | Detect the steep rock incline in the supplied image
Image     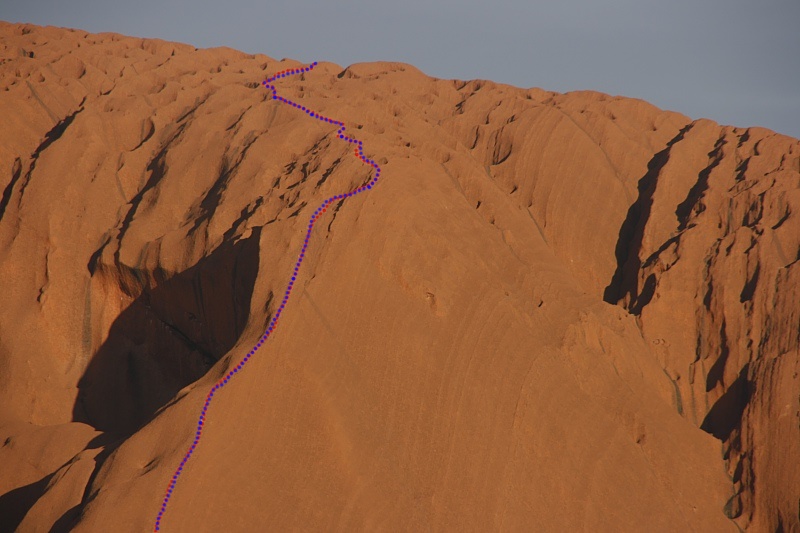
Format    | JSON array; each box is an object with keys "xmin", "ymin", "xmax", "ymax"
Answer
[
  {"xmin": 602, "ymin": 120, "xmax": 800, "ymax": 530},
  {"xmin": 0, "ymin": 22, "xmax": 796, "ymax": 532}
]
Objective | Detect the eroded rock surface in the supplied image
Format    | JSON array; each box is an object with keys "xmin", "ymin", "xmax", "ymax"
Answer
[{"xmin": 0, "ymin": 21, "xmax": 797, "ymax": 532}]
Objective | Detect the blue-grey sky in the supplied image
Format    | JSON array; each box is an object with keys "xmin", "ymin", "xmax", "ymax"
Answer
[{"xmin": 4, "ymin": 0, "xmax": 799, "ymax": 139}]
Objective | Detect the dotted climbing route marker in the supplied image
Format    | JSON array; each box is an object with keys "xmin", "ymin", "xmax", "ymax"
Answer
[{"xmin": 154, "ymin": 61, "xmax": 381, "ymax": 531}]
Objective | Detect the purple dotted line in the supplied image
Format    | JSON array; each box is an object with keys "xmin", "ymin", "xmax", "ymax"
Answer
[{"xmin": 154, "ymin": 61, "xmax": 381, "ymax": 531}]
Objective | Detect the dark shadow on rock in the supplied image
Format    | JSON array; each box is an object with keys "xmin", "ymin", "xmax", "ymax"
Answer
[
  {"xmin": 0, "ymin": 473, "xmax": 54, "ymax": 533},
  {"xmin": 50, "ymin": 503, "xmax": 81, "ymax": 533},
  {"xmin": 74, "ymin": 228, "xmax": 262, "ymax": 436},
  {"xmin": 740, "ymin": 263, "xmax": 760, "ymax": 303},
  {"xmin": 1, "ymin": 107, "xmax": 83, "ymax": 222},
  {"xmin": 705, "ymin": 320, "xmax": 731, "ymax": 392},
  {"xmin": 701, "ymin": 363, "xmax": 752, "ymax": 441},
  {"xmin": 52, "ymin": 433, "xmax": 122, "ymax": 533},
  {"xmin": 0, "ymin": 431, "xmax": 122, "ymax": 533},
  {"xmin": 629, "ymin": 273, "xmax": 657, "ymax": 315},
  {"xmin": 603, "ymin": 124, "xmax": 693, "ymax": 308},
  {"xmin": 675, "ymin": 134, "xmax": 726, "ymax": 231}
]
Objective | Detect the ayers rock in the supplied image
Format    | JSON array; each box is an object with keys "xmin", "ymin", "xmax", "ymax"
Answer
[{"xmin": 0, "ymin": 21, "xmax": 798, "ymax": 532}]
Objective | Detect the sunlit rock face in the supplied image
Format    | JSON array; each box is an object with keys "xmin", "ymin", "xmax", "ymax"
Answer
[{"xmin": 0, "ymin": 21, "xmax": 797, "ymax": 533}]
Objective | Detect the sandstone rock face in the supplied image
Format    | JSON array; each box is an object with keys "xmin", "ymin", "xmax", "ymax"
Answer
[{"xmin": 0, "ymin": 21, "xmax": 797, "ymax": 532}]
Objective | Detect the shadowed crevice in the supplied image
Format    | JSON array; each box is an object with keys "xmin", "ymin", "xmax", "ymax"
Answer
[
  {"xmin": 111, "ymin": 131, "xmax": 183, "ymax": 270},
  {"xmin": 0, "ymin": 158, "xmax": 22, "ymax": 221},
  {"xmin": 701, "ymin": 363, "xmax": 752, "ymax": 441},
  {"xmin": 189, "ymin": 132, "xmax": 261, "ymax": 236},
  {"xmin": 740, "ymin": 263, "xmax": 760, "ymax": 303},
  {"xmin": 628, "ymin": 273, "xmax": 656, "ymax": 315},
  {"xmin": 705, "ymin": 320, "xmax": 731, "ymax": 392},
  {"xmin": 50, "ymin": 503, "xmax": 81, "ymax": 533},
  {"xmin": 1, "ymin": 107, "xmax": 82, "ymax": 221},
  {"xmin": 0, "ymin": 472, "xmax": 55, "ymax": 532},
  {"xmin": 676, "ymin": 133, "xmax": 727, "ymax": 230},
  {"xmin": 74, "ymin": 228, "xmax": 262, "ymax": 436},
  {"xmin": 34, "ymin": 107, "xmax": 83, "ymax": 156},
  {"xmin": 603, "ymin": 123, "xmax": 693, "ymax": 308}
]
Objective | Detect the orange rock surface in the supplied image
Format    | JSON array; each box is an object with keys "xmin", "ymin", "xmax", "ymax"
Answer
[{"xmin": 0, "ymin": 21, "xmax": 797, "ymax": 532}]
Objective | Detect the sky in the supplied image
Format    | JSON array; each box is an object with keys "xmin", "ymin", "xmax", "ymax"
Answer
[{"xmin": 3, "ymin": 0, "xmax": 799, "ymax": 139}]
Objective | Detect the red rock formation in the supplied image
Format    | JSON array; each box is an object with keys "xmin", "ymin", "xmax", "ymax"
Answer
[{"xmin": 0, "ymin": 21, "xmax": 797, "ymax": 532}]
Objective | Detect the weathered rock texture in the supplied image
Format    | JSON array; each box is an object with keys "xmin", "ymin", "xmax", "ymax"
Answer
[{"xmin": 0, "ymin": 21, "xmax": 797, "ymax": 532}]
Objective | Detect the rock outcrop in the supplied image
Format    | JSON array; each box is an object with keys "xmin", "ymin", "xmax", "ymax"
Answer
[{"xmin": 0, "ymin": 21, "xmax": 797, "ymax": 532}]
